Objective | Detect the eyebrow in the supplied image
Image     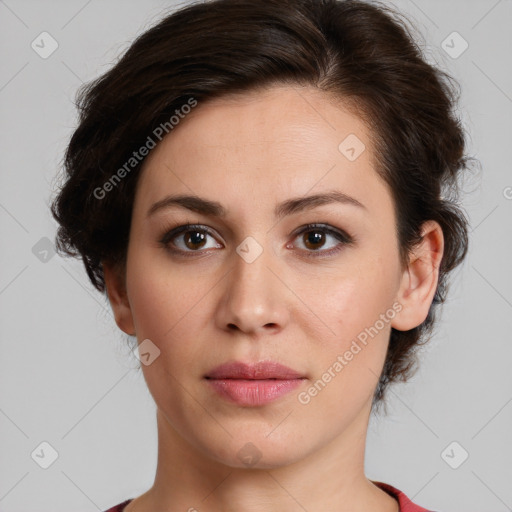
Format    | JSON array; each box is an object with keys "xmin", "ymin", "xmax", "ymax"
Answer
[{"xmin": 147, "ymin": 190, "xmax": 366, "ymax": 220}]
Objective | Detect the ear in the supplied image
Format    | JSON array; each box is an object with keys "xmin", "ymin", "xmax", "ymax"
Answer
[
  {"xmin": 103, "ymin": 261, "xmax": 136, "ymax": 336},
  {"xmin": 391, "ymin": 220, "xmax": 444, "ymax": 331}
]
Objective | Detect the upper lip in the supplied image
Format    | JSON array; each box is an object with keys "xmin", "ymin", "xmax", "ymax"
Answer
[{"xmin": 205, "ymin": 361, "xmax": 305, "ymax": 380}]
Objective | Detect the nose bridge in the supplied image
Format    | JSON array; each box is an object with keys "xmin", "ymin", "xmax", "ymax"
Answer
[
  {"xmin": 231, "ymin": 235, "xmax": 276, "ymax": 310},
  {"xmin": 216, "ymin": 234, "xmax": 288, "ymax": 334}
]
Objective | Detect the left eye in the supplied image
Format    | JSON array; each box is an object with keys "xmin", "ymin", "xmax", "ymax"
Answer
[{"xmin": 290, "ymin": 224, "xmax": 353, "ymax": 256}]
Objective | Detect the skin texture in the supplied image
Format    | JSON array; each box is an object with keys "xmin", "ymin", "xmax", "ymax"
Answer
[{"xmin": 103, "ymin": 84, "xmax": 444, "ymax": 512}]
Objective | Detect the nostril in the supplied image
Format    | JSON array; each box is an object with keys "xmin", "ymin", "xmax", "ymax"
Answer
[{"xmin": 225, "ymin": 322, "xmax": 278, "ymax": 332}]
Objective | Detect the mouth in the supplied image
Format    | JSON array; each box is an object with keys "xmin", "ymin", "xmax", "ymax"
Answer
[
  {"xmin": 204, "ymin": 360, "xmax": 306, "ymax": 406},
  {"xmin": 204, "ymin": 360, "xmax": 305, "ymax": 380}
]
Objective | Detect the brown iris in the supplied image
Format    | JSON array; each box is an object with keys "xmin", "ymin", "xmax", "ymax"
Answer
[
  {"xmin": 302, "ymin": 230, "xmax": 325, "ymax": 250},
  {"xmin": 184, "ymin": 230, "xmax": 207, "ymax": 250}
]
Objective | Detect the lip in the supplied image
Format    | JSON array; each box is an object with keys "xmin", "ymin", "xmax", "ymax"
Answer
[
  {"xmin": 204, "ymin": 361, "xmax": 306, "ymax": 406},
  {"xmin": 205, "ymin": 360, "xmax": 304, "ymax": 380}
]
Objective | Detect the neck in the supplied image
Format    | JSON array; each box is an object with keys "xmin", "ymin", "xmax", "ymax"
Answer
[{"xmin": 129, "ymin": 404, "xmax": 399, "ymax": 512}]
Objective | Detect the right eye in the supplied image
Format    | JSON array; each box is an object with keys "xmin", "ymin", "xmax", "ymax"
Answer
[{"xmin": 159, "ymin": 223, "xmax": 223, "ymax": 256}]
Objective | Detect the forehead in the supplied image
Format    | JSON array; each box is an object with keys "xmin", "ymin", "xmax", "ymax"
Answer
[
  {"xmin": 145, "ymin": 84, "xmax": 371, "ymax": 163},
  {"xmin": 135, "ymin": 84, "xmax": 390, "ymax": 219}
]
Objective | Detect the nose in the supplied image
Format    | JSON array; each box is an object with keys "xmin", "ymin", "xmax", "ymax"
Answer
[{"xmin": 214, "ymin": 240, "xmax": 290, "ymax": 337}]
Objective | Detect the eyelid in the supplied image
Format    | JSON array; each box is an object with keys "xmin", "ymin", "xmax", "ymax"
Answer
[
  {"xmin": 159, "ymin": 223, "xmax": 221, "ymax": 247},
  {"xmin": 159, "ymin": 222, "xmax": 355, "ymax": 257},
  {"xmin": 291, "ymin": 223, "xmax": 354, "ymax": 244},
  {"xmin": 288, "ymin": 223, "xmax": 355, "ymax": 259}
]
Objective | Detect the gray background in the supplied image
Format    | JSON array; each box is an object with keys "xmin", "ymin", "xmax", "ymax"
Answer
[{"xmin": 0, "ymin": 0, "xmax": 511, "ymax": 510}]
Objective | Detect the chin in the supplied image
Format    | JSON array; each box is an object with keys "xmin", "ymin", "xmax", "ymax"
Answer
[{"xmin": 205, "ymin": 433, "xmax": 307, "ymax": 470}]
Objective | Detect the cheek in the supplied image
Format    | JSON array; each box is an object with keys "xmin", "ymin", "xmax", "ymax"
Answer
[
  {"xmin": 126, "ymin": 252, "xmax": 222, "ymax": 387},
  {"xmin": 127, "ymin": 247, "xmax": 215, "ymax": 338},
  {"xmin": 126, "ymin": 261, "xmax": 210, "ymax": 399},
  {"xmin": 299, "ymin": 251, "xmax": 400, "ymax": 382},
  {"xmin": 314, "ymin": 253, "xmax": 398, "ymax": 333},
  {"xmin": 296, "ymin": 268, "xmax": 396, "ymax": 415}
]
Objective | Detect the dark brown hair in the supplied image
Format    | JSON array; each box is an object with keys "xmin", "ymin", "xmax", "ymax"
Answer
[{"xmin": 50, "ymin": 0, "xmax": 472, "ymax": 412}]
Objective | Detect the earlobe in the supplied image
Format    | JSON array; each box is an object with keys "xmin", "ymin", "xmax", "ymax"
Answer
[
  {"xmin": 391, "ymin": 220, "xmax": 444, "ymax": 331},
  {"xmin": 103, "ymin": 261, "xmax": 136, "ymax": 336}
]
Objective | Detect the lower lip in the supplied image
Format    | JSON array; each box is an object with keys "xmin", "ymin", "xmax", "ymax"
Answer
[{"xmin": 206, "ymin": 378, "xmax": 304, "ymax": 406}]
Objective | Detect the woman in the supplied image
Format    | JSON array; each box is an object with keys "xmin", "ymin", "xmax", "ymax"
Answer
[{"xmin": 51, "ymin": 0, "xmax": 470, "ymax": 510}]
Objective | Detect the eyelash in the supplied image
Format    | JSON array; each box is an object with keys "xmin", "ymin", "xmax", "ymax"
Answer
[{"xmin": 158, "ymin": 223, "xmax": 355, "ymax": 259}]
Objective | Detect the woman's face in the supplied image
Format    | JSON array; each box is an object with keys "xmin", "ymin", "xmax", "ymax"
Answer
[{"xmin": 108, "ymin": 84, "xmax": 415, "ymax": 469}]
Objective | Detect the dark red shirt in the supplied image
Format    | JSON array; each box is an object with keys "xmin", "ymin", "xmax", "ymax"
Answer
[{"xmin": 103, "ymin": 481, "xmax": 434, "ymax": 511}]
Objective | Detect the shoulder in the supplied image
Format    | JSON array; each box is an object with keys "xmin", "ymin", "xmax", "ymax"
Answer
[
  {"xmin": 373, "ymin": 480, "xmax": 436, "ymax": 512},
  {"xmin": 102, "ymin": 487, "xmax": 440, "ymax": 512},
  {"xmin": 103, "ymin": 498, "xmax": 133, "ymax": 512}
]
